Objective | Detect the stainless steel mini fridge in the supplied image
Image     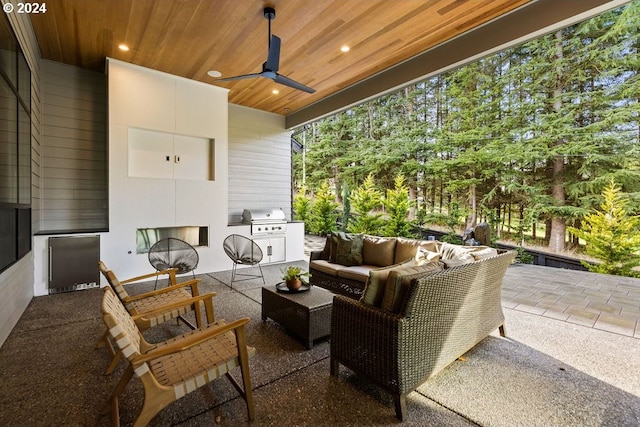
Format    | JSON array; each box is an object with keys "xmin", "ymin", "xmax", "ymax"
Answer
[{"xmin": 48, "ymin": 235, "xmax": 100, "ymax": 294}]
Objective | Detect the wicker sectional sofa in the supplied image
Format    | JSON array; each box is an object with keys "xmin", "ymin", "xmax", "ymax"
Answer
[
  {"xmin": 329, "ymin": 247, "xmax": 516, "ymax": 420},
  {"xmin": 311, "ymin": 232, "xmax": 517, "ymax": 419},
  {"xmin": 309, "ymin": 233, "xmax": 500, "ymax": 299}
]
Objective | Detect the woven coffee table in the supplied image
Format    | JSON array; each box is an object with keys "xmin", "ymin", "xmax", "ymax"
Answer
[{"xmin": 261, "ymin": 284, "xmax": 334, "ymax": 349}]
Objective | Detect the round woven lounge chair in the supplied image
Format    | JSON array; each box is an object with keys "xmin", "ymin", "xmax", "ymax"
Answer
[
  {"xmin": 223, "ymin": 234, "xmax": 265, "ymax": 288},
  {"xmin": 148, "ymin": 237, "xmax": 199, "ymax": 288}
]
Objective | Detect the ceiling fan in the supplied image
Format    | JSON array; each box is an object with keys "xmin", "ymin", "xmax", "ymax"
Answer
[{"xmin": 215, "ymin": 7, "xmax": 316, "ymax": 94}]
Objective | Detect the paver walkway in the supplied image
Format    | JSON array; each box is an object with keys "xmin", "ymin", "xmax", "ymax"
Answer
[
  {"xmin": 304, "ymin": 234, "xmax": 640, "ymax": 339},
  {"xmin": 503, "ymin": 263, "xmax": 640, "ymax": 338}
]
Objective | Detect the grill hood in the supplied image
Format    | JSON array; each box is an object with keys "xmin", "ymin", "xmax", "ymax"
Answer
[{"xmin": 242, "ymin": 208, "xmax": 286, "ymax": 223}]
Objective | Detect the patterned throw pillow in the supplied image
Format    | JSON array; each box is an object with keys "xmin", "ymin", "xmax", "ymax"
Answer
[
  {"xmin": 334, "ymin": 232, "xmax": 364, "ymax": 266},
  {"xmin": 438, "ymin": 241, "xmax": 476, "ymax": 262},
  {"xmin": 414, "ymin": 246, "xmax": 440, "ymax": 265},
  {"xmin": 328, "ymin": 232, "xmax": 340, "ymax": 263}
]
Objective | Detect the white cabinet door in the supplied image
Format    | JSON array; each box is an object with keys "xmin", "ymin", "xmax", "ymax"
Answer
[
  {"xmin": 268, "ymin": 236, "xmax": 286, "ymax": 263},
  {"xmin": 254, "ymin": 236, "xmax": 286, "ymax": 264},
  {"xmin": 128, "ymin": 128, "xmax": 213, "ymax": 181},
  {"xmin": 128, "ymin": 128, "xmax": 174, "ymax": 179},
  {"xmin": 174, "ymin": 135, "xmax": 213, "ymax": 181}
]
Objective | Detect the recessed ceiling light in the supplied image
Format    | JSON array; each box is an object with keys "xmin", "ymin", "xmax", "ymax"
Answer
[
  {"xmin": 118, "ymin": 44, "xmax": 130, "ymax": 52},
  {"xmin": 207, "ymin": 70, "xmax": 222, "ymax": 78},
  {"xmin": 341, "ymin": 45, "xmax": 350, "ymax": 53},
  {"xmin": 272, "ymin": 89, "xmax": 280, "ymax": 95}
]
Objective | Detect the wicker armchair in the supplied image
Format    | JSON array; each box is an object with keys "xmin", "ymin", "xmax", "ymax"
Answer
[
  {"xmin": 330, "ymin": 250, "xmax": 516, "ymax": 420},
  {"xmin": 101, "ymin": 287, "xmax": 255, "ymax": 426},
  {"xmin": 97, "ymin": 261, "xmax": 216, "ymax": 374}
]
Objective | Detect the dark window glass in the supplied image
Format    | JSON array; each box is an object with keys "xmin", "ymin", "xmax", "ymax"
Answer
[
  {"xmin": 18, "ymin": 107, "xmax": 29, "ymax": 204},
  {"xmin": 0, "ymin": 77, "xmax": 17, "ymax": 203},
  {"xmin": 0, "ymin": 207, "xmax": 16, "ymax": 269},
  {"xmin": 0, "ymin": 12, "xmax": 31, "ymax": 273}
]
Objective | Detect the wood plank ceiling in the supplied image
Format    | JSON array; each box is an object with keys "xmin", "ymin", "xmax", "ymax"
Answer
[{"xmin": 30, "ymin": 0, "xmax": 531, "ymax": 116}]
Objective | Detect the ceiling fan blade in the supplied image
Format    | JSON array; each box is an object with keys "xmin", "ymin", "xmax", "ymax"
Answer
[
  {"xmin": 216, "ymin": 72, "xmax": 263, "ymax": 82},
  {"xmin": 266, "ymin": 35, "xmax": 281, "ymax": 72},
  {"xmin": 274, "ymin": 73, "xmax": 316, "ymax": 93}
]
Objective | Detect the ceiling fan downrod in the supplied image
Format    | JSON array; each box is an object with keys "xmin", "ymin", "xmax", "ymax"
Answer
[{"xmin": 265, "ymin": 7, "xmax": 275, "ymax": 50}]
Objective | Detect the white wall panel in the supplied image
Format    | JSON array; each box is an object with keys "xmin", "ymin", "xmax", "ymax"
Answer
[
  {"xmin": 105, "ymin": 59, "xmax": 230, "ymax": 279},
  {"xmin": 108, "ymin": 62, "xmax": 175, "ymax": 131}
]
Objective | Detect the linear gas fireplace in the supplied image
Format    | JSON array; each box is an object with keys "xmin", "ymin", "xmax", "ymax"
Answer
[{"xmin": 136, "ymin": 226, "xmax": 209, "ymax": 254}]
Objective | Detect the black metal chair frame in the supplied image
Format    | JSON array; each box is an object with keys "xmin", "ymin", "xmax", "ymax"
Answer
[{"xmin": 223, "ymin": 234, "xmax": 265, "ymax": 288}]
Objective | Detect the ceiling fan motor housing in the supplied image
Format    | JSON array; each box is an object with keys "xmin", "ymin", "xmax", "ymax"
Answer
[{"xmin": 264, "ymin": 7, "xmax": 275, "ymax": 20}]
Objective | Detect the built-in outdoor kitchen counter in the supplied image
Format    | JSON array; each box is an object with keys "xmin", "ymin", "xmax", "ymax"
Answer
[{"xmin": 227, "ymin": 208, "xmax": 305, "ymax": 265}]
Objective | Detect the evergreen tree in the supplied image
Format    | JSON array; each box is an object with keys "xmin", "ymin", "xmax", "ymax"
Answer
[
  {"xmin": 341, "ymin": 183, "xmax": 351, "ymax": 232},
  {"xmin": 382, "ymin": 174, "xmax": 414, "ymax": 237},
  {"xmin": 292, "ymin": 186, "xmax": 311, "ymax": 232},
  {"xmin": 347, "ymin": 174, "xmax": 384, "ymax": 235},
  {"xmin": 294, "ymin": 2, "xmax": 640, "ymax": 253},
  {"xmin": 307, "ymin": 182, "xmax": 339, "ymax": 236},
  {"xmin": 568, "ymin": 179, "xmax": 640, "ymax": 276}
]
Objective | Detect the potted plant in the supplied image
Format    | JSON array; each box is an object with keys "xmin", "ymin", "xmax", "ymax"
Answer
[{"xmin": 281, "ymin": 266, "xmax": 310, "ymax": 291}]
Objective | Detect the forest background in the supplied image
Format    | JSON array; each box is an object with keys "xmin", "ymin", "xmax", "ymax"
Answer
[{"xmin": 292, "ymin": 1, "xmax": 640, "ymax": 256}]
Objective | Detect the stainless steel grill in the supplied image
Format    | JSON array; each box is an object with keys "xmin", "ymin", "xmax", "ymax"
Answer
[{"xmin": 242, "ymin": 208, "xmax": 287, "ymax": 236}]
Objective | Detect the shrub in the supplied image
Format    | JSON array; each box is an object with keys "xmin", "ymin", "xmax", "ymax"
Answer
[
  {"xmin": 307, "ymin": 182, "xmax": 339, "ymax": 236},
  {"xmin": 293, "ymin": 186, "xmax": 311, "ymax": 230},
  {"xmin": 347, "ymin": 173, "xmax": 384, "ymax": 235},
  {"xmin": 568, "ymin": 179, "xmax": 640, "ymax": 277},
  {"xmin": 382, "ymin": 174, "xmax": 415, "ymax": 237}
]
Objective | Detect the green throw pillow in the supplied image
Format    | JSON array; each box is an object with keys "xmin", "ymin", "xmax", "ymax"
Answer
[
  {"xmin": 328, "ymin": 232, "xmax": 340, "ymax": 263},
  {"xmin": 334, "ymin": 232, "xmax": 364, "ymax": 266}
]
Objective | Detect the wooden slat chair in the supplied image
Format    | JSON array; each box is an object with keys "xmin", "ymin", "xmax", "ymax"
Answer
[
  {"xmin": 101, "ymin": 287, "xmax": 255, "ymax": 426},
  {"xmin": 97, "ymin": 260, "xmax": 216, "ymax": 374}
]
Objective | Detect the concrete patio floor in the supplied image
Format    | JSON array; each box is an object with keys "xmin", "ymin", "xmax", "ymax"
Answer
[{"xmin": 0, "ymin": 236, "xmax": 637, "ymax": 426}]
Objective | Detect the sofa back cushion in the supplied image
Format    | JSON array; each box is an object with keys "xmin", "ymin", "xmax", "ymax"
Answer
[
  {"xmin": 382, "ymin": 261, "xmax": 445, "ymax": 314},
  {"xmin": 438, "ymin": 242, "xmax": 498, "ymax": 266},
  {"xmin": 470, "ymin": 246, "xmax": 499, "ymax": 260},
  {"xmin": 360, "ymin": 259, "xmax": 416, "ymax": 307},
  {"xmin": 394, "ymin": 237, "xmax": 438, "ymax": 264},
  {"xmin": 362, "ymin": 235, "xmax": 397, "ymax": 266}
]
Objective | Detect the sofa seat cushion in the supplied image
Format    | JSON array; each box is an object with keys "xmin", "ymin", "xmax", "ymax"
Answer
[
  {"xmin": 394, "ymin": 238, "xmax": 439, "ymax": 264},
  {"xmin": 359, "ymin": 259, "xmax": 417, "ymax": 307},
  {"xmin": 310, "ymin": 259, "xmax": 347, "ymax": 276},
  {"xmin": 382, "ymin": 261, "xmax": 445, "ymax": 313},
  {"xmin": 363, "ymin": 235, "xmax": 397, "ymax": 266},
  {"xmin": 337, "ymin": 265, "xmax": 378, "ymax": 282}
]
